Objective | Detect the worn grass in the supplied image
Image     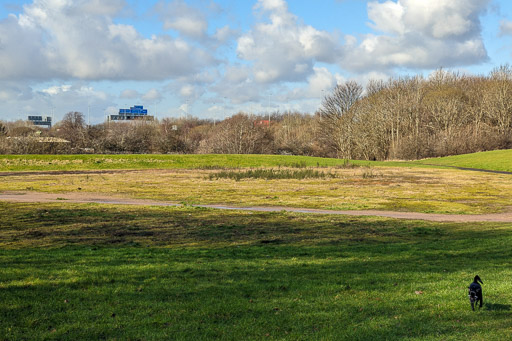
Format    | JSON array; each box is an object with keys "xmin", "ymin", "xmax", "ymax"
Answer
[
  {"xmin": 1, "ymin": 201, "xmax": 512, "ymax": 340},
  {"xmin": 1, "ymin": 166, "xmax": 511, "ymax": 215}
]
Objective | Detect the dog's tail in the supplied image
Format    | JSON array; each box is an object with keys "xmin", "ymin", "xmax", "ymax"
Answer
[{"xmin": 474, "ymin": 275, "xmax": 483, "ymax": 284}]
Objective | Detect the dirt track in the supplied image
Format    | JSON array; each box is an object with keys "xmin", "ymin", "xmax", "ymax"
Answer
[{"xmin": 2, "ymin": 191, "xmax": 512, "ymax": 223}]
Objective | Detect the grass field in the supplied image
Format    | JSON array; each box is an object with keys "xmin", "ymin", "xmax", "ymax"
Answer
[
  {"xmin": 0, "ymin": 154, "xmax": 384, "ymax": 172},
  {"xmin": 1, "ymin": 152, "xmax": 512, "ymax": 340},
  {"xmin": 1, "ymin": 201, "xmax": 512, "ymax": 340},
  {"xmin": 1, "ymin": 164, "xmax": 511, "ymax": 215},
  {"xmin": 415, "ymin": 149, "xmax": 512, "ymax": 173},
  {"xmin": 1, "ymin": 150, "xmax": 511, "ymax": 173}
]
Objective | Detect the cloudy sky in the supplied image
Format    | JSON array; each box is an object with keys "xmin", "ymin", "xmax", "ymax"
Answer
[{"xmin": 1, "ymin": 0, "xmax": 512, "ymax": 124}]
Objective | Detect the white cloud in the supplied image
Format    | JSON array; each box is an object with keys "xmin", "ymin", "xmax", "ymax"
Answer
[
  {"xmin": 179, "ymin": 85, "xmax": 195, "ymax": 97},
  {"xmin": 211, "ymin": 77, "xmax": 264, "ymax": 104},
  {"xmin": 142, "ymin": 89, "xmax": 162, "ymax": 103},
  {"xmin": 0, "ymin": 0, "xmax": 215, "ymax": 81},
  {"xmin": 368, "ymin": 1, "xmax": 405, "ymax": 35},
  {"xmin": 0, "ymin": 0, "xmax": 498, "ymax": 122},
  {"xmin": 213, "ymin": 25, "xmax": 238, "ymax": 43},
  {"xmin": 256, "ymin": 0, "xmax": 287, "ymax": 12},
  {"xmin": 42, "ymin": 85, "xmax": 72, "ymax": 95},
  {"xmin": 155, "ymin": 0, "xmax": 211, "ymax": 40},
  {"xmin": 307, "ymin": 67, "xmax": 337, "ymax": 96},
  {"xmin": 179, "ymin": 103, "xmax": 190, "ymax": 115},
  {"xmin": 399, "ymin": 0, "xmax": 483, "ymax": 39},
  {"xmin": 236, "ymin": 0, "xmax": 341, "ymax": 83},
  {"xmin": 224, "ymin": 65, "xmax": 251, "ymax": 84},
  {"xmin": 79, "ymin": 0, "xmax": 126, "ymax": 16},
  {"xmin": 0, "ymin": 78, "xmax": 114, "ymax": 123},
  {"xmin": 341, "ymin": 0, "xmax": 490, "ymax": 71},
  {"xmin": 120, "ymin": 89, "xmax": 140, "ymax": 99},
  {"xmin": 500, "ymin": 20, "xmax": 512, "ymax": 36},
  {"xmin": 283, "ymin": 67, "xmax": 341, "ymax": 102}
]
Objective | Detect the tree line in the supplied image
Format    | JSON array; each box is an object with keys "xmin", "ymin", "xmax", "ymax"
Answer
[
  {"xmin": 0, "ymin": 111, "xmax": 320, "ymax": 156},
  {"xmin": 318, "ymin": 66, "xmax": 512, "ymax": 160},
  {"xmin": 1, "ymin": 67, "xmax": 512, "ymax": 160}
]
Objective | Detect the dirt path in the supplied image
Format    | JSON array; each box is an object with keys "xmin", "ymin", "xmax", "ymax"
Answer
[{"xmin": 2, "ymin": 191, "xmax": 512, "ymax": 223}]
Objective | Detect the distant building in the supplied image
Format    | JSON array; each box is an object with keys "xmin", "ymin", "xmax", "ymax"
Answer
[
  {"xmin": 108, "ymin": 105, "xmax": 154, "ymax": 122},
  {"xmin": 28, "ymin": 115, "xmax": 52, "ymax": 128},
  {"xmin": 254, "ymin": 120, "xmax": 270, "ymax": 127}
]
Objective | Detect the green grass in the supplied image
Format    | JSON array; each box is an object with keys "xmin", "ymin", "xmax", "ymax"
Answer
[
  {"xmin": 0, "ymin": 154, "xmax": 380, "ymax": 172},
  {"xmin": 416, "ymin": 149, "xmax": 512, "ymax": 172},
  {"xmin": 1, "ymin": 202, "xmax": 512, "ymax": 340},
  {"xmin": 2, "ymin": 149, "xmax": 512, "ymax": 173}
]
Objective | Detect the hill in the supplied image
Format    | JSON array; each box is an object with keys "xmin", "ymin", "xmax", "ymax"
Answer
[{"xmin": 416, "ymin": 149, "xmax": 512, "ymax": 173}]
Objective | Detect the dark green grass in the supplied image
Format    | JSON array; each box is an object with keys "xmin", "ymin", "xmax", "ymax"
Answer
[{"xmin": 1, "ymin": 202, "xmax": 512, "ymax": 340}]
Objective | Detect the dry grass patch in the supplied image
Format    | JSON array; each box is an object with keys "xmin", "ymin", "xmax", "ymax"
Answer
[{"xmin": 1, "ymin": 167, "xmax": 511, "ymax": 214}]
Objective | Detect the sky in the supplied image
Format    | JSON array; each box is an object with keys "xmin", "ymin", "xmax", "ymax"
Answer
[{"xmin": 1, "ymin": 0, "xmax": 512, "ymax": 124}]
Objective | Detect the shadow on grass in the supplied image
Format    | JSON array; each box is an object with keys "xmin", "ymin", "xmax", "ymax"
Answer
[
  {"xmin": 485, "ymin": 303, "xmax": 511, "ymax": 311},
  {"xmin": 3, "ymin": 202, "xmax": 512, "ymax": 339}
]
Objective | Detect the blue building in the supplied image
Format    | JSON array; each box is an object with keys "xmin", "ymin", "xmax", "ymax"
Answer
[
  {"xmin": 28, "ymin": 115, "xmax": 52, "ymax": 128},
  {"xmin": 108, "ymin": 105, "xmax": 154, "ymax": 121}
]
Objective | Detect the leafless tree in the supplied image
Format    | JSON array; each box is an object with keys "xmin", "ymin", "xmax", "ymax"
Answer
[
  {"xmin": 0, "ymin": 122, "xmax": 7, "ymax": 136},
  {"xmin": 272, "ymin": 112, "xmax": 317, "ymax": 155},
  {"xmin": 317, "ymin": 81, "xmax": 363, "ymax": 158},
  {"xmin": 56, "ymin": 112, "xmax": 87, "ymax": 148},
  {"xmin": 199, "ymin": 113, "xmax": 272, "ymax": 154}
]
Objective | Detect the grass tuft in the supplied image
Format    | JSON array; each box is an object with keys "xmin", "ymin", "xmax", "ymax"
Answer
[{"xmin": 208, "ymin": 168, "xmax": 338, "ymax": 181}]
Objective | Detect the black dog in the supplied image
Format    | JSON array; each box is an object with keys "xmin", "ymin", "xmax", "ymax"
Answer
[{"xmin": 468, "ymin": 275, "xmax": 483, "ymax": 310}]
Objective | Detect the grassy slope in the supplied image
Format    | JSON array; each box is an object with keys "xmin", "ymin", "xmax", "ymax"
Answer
[
  {"xmin": 2, "ymin": 150, "xmax": 511, "ymax": 173},
  {"xmin": 416, "ymin": 149, "xmax": 512, "ymax": 172},
  {"xmin": 1, "ymin": 202, "xmax": 512, "ymax": 340},
  {"xmin": 0, "ymin": 154, "xmax": 382, "ymax": 172}
]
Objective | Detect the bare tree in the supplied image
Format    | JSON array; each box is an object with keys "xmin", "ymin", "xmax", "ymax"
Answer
[
  {"xmin": 272, "ymin": 112, "xmax": 317, "ymax": 155},
  {"xmin": 57, "ymin": 112, "xmax": 87, "ymax": 148},
  {"xmin": 317, "ymin": 81, "xmax": 363, "ymax": 158},
  {"xmin": 484, "ymin": 65, "xmax": 512, "ymax": 134},
  {"xmin": 319, "ymin": 81, "xmax": 363, "ymax": 119},
  {"xmin": 199, "ymin": 113, "xmax": 272, "ymax": 154},
  {"xmin": 0, "ymin": 122, "xmax": 6, "ymax": 136},
  {"xmin": 123, "ymin": 122, "xmax": 160, "ymax": 153}
]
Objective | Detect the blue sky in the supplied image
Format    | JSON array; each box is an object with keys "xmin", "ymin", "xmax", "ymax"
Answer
[{"xmin": 1, "ymin": 0, "xmax": 512, "ymax": 124}]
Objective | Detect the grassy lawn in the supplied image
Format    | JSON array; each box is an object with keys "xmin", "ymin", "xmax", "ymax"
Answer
[
  {"xmin": 416, "ymin": 149, "xmax": 512, "ymax": 172},
  {"xmin": 2, "ymin": 150, "xmax": 511, "ymax": 173},
  {"xmin": 1, "ymin": 202, "xmax": 512, "ymax": 340},
  {"xmin": 2, "ymin": 153, "xmax": 512, "ymax": 339},
  {"xmin": 1, "ymin": 150, "xmax": 510, "ymax": 173},
  {"xmin": 0, "ymin": 154, "xmax": 385, "ymax": 172}
]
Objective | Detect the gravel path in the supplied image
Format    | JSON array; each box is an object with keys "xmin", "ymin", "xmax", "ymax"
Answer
[{"xmin": 2, "ymin": 191, "xmax": 512, "ymax": 223}]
